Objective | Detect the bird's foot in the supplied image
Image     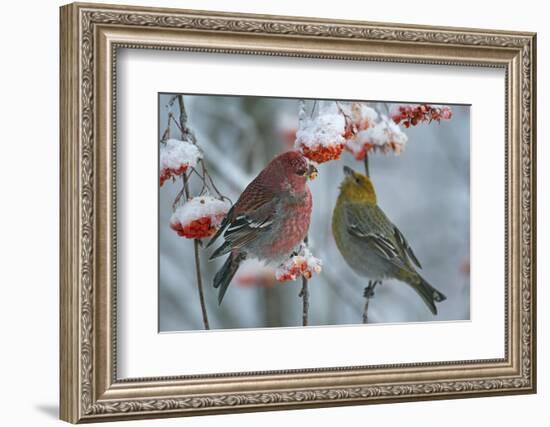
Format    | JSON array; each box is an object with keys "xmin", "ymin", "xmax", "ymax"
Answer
[
  {"xmin": 363, "ymin": 280, "xmax": 382, "ymax": 298},
  {"xmin": 363, "ymin": 286, "xmax": 375, "ymax": 299},
  {"xmin": 362, "ymin": 280, "xmax": 381, "ymax": 324}
]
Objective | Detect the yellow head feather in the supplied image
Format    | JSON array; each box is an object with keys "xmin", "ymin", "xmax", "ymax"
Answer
[{"xmin": 339, "ymin": 166, "xmax": 377, "ymax": 205}]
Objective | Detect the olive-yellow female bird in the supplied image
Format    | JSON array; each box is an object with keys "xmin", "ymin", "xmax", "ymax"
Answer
[{"xmin": 332, "ymin": 166, "xmax": 446, "ymax": 315}]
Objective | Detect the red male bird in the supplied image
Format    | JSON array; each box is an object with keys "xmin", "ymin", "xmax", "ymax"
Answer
[{"xmin": 208, "ymin": 151, "xmax": 317, "ymax": 304}]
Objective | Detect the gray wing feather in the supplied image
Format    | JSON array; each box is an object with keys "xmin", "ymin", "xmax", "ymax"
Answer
[
  {"xmin": 393, "ymin": 226, "xmax": 422, "ymax": 269},
  {"xmin": 345, "ymin": 203, "xmax": 421, "ymax": 272},
  {"xmin": 209, "ymin": 198, "xmax": 278, "ymax": 259}
]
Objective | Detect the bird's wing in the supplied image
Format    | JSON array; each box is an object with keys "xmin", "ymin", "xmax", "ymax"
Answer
[
  {"xmin": 392, "ymin": 224, "xmax": 422, "ymax": 269},
  {"xmin": 209, "ymin": 183, "xmax": 278, "ymax": 259},
  {"xmin": 345, "ymin": 203, "xmax": 422, "ymax": 271}
]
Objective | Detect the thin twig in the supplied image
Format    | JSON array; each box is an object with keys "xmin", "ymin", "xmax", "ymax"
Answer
[
  {"xmin": 182, "ymin": 168, "xmax": 210, "ymax": 330},
  {"xmin": 177, "ymin": 94, "xmax": 210, "ymax": 330},
  {"xmin": 194, "ymin": 239, "xmax": 209, "ymax": 326},
  {"xmin": 172, "ymin": 186, "xmax": 185, "ymax": 211},
  {"xmin": 203, "ymin": 166, "xmax": 232, "ymax": 203},
  {"xmin": 296, "ymin": 103, "xmax": 311, "ymax": 328},
  {"xmin": 362, "ymin": 297, "xmax": 370, "ymax": 324},
  {"xmin": 363, "ymin": 153, "xmax": 370, "ymax": 177},
  {"xmin": 298, "ymin": 236, "xmax": 310, "ymax": 327},
  {"xmin": 161, "ymin": 111, "xmax": 172, "ymax": 143},
  {"xmin": 337, "ymin": 101, "xmax": 371, "ymax": 179},
  {"xmin": 335, "ymin": 101, "xmax": 352, "ymax": 124},
  {"xmin": 298, "ymin": 99, "xmax": 307, "ymax": 125},
  {"xmin": 169, "ymin": 114, "xmax": 184, "ymax": 135},
  {"xmin": 177, "ymin": 95, "xmax": 196, "ymax": 144},
  {"xmin": 361, "ymin": 106, "xmax": 373, "ymax": 317},
  {"xmin": 299, "ymin": 277, "xmax": 309, "ymax": 327},
  {"xmin": 336, "ymin": 101, "xmax": 371, "ymax": 177},
  {"xmin": 194, "ymin": 136, "xmax": 252, "ymax": 192},
  {"xmin": 362, "ymin": 280, "xmax": 380, "ymax": 323},
  {"xmin": 310, "ymin": 100, "xmax": 317, "ymax": 118},
  {"xmin": 198, "ymin": 160, "xmax": 208, "ymax": 196}
]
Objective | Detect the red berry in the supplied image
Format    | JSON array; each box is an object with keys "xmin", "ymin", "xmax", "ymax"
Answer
[{"xmin": 301, "ymin": 142, "xmax": 345, "ymax": 164}]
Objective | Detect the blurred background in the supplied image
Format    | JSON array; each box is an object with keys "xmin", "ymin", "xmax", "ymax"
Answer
[{"xmin": 158, "ymin": 94, "xmax": 470, "ymax": 331}]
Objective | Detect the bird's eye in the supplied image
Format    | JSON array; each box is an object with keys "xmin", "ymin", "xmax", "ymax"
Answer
[
  {"xmin": 354, "ymin": 176, "xmax": 361, "ymax": 184},
  {"xmin": 296, "ymin": 163, "xmax": 309, "ymax": 175}
]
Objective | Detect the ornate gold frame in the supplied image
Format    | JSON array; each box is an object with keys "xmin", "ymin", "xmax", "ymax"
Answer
[{"xmin": 60, "ymin": 2, "xmax": 537, "ymax": 423}]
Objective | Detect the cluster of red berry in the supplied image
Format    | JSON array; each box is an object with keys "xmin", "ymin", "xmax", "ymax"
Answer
[
  {"xmin": 343, "ymin": 110, "xmax": 373, "ymax": 140},
  {"xmin": 275, "ymin": 250, "xmax": 322, "ymax": 282},
  {"xmin": 347, "ymin": 143, "xmax": 373, "ymax": 161},
  {"xmin": 275, "ymin": 257, "xmax": 311, "ymax": 282},
  {"xmin": 301, "ymin": 143, "xmax": 345, "ymax": 164},
  {"xmin": 170, "ymin": 214, "xmax": 225, "ymax": 239},
  {"xmin": 159, "ymin": 164, "xmax": 188, "ymax": 187},
  {"xmin": 392, "ymin": 104, "xmax": 452, "ymax": 128},
  {"xmin": 342, "ymin": 103, "xmax": 379, "ymax": 159}
]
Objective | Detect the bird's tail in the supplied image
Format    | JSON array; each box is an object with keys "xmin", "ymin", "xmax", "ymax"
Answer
[
  {"xmin": 213, "ymin": 252, "xmax": 246, "ymax": 305},
  {"xmin": 405, "ymin": 273, "xmax": 447, "ymax": 315}
]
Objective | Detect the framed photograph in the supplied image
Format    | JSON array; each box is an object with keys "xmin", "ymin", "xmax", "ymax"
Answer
[{"xmin": 60, "ymin": 2, "xmax": 537, "ymax": 423}]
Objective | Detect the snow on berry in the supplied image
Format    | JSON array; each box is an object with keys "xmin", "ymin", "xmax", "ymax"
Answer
[
  {"xmin": 295, "ymin": 105, "xmax": 346, "ymax": 164},
  {"xmin": 170, "ymin": 196, "xmax": 230, "ymax": 239},
  {"xmin": 391, "ymin": 104, "xmax": 453, "ymax": 128},
  {"xmin": 345, "ymin": 116, "xmax": 408, "ymax": 159},
  {"xmin": 275, "ymin": 246, "xmax": 323, "ymax": 282},
  {"xmin": 343, "ymin": 102, "xmax": 379, "ymax": 138},
  {"xmin": 160, "ymin": 138, "xmax": 202, "ymax": 186}
]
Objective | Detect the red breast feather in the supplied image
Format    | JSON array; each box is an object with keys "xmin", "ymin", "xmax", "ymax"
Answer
[{"xmin": 264, "ymin": 188, "xmax": 312, "ymax": 259}]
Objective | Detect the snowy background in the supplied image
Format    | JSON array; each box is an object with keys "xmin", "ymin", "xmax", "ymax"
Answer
[{"xmin": 158, "ymin": 94, "xmax": 470, "ymax": 331}]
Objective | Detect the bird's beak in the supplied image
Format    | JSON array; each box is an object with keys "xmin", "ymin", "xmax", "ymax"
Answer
[
  {"xmin": 306, "ymin": 164, "xmax": 318, "ymax": 180},
  {"xmin": 343, "ymin": 165, "xmax": 355, "ymax": 177}
]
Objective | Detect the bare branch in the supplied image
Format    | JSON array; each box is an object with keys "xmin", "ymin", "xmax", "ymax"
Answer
[
  {"xmin": 362, "ymin": 280, "xmax": 380, "ymax": 324},
  {"xmin": 176, "ymin": 94, "xmax": 210, "ymax": 330},
  {"xmin": 299, "ymin": 277, "xmax": 309, "ymax": 327},
  {"xmin": 177, "ymin": 95, "xmax": 197, "ymax": 144},
  {"xmin": 299, "ymin": 235, "xmax": 310, "ymax": 327},
  {"xmin": 364, "ymin": 153, "xmax": 370, "ymax": 177},
  {"xmin": 298, "ymin": 99, "xmax": 307, "ymax": 126},
  {"xmin": 194, "ymin": 135, "xmax": 253, "ymax": 191}
]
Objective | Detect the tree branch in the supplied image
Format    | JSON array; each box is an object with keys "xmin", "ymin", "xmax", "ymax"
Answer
[
  {"xmin": 177, "ymin": 95, "xmax": 196, "ymax": 144},
  {"xmin": 363, "ymin": 153, "xmax": 370, "ymax": 177},
  {"xmin": 299, "ymin": 277, "xmax": 309, "ymax": 327},
  {"xmin": 177, "ymin": 94, "xmax": 210, "ymax": 330},
  {"xmin": 298, "ymin": 235, "xmax": 310, "ymax": 327},
  {"xmin": 362, "ymin": 280, "xmax": 380, "ymax": 324}
]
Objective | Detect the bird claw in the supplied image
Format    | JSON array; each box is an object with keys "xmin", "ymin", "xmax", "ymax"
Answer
[
  {"xmin": 363, "ymin": 287, "xmax": 375, "ymax": 298},
  {"xmin": 363, "ymin": 280, "xmax": 381, "ymax": 298}
]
